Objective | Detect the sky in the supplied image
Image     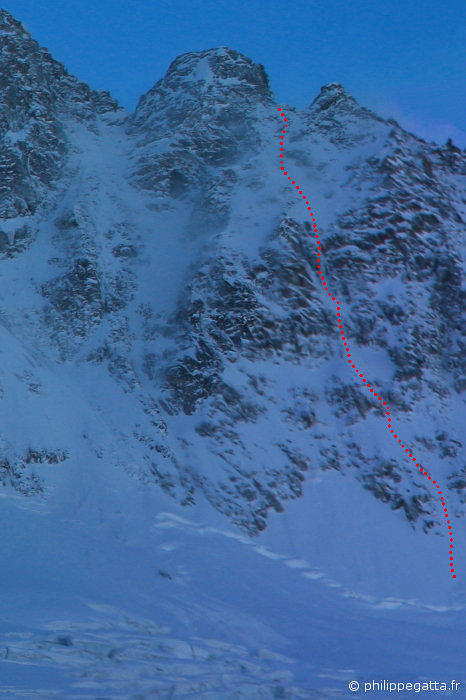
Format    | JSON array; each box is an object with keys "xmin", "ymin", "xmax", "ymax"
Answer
[{"xmin": 3, "ymin": 0, "xmax": 466, "ymax": 147}]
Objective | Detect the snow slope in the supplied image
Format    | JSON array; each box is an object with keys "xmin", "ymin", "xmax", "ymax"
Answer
[{"xmin": 0, "ymin": 472, "xmax": 465, "ymax": 697}]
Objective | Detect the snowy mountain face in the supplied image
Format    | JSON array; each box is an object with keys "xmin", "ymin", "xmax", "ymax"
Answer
[
  {"xmin": 127, "ymin": 52, "xmax": 465, "ymax": 537},
  {"xmin": 0, "ymin": 10, "xmax": 465, "ymax": 697}
]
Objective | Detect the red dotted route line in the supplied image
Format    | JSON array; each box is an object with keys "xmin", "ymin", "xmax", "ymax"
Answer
[{"xmin": 277, "ymin": 107, "xmax": 456, "ymax": 579}]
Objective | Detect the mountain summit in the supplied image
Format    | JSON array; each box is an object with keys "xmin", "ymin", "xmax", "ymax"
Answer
[
  {"xmin": 131, "ymin": 47, "xmax": 273, "ymax": 177},
  {"xmin": 134, "ymin": 46, "xmax": 272, "ymax": 129},
  {"xmin": 310, "ymin": 82, "xmax": 355, "ymax": 108},
  {"xmin": 0, "ymin": 7, "xmax": 24, "ymax": 30},
  {"xmin": 0, "ymin": 6, "xmax": 117, "ymax": 224},
  {"xmin": 0, "ymin": 13, "xmax": 464, "ymax": 697}
]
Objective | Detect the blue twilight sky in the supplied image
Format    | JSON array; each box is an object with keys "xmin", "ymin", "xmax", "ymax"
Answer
[{"xmin": 3, "ymin": 0, "xmax": 466, "ymax": 146}]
